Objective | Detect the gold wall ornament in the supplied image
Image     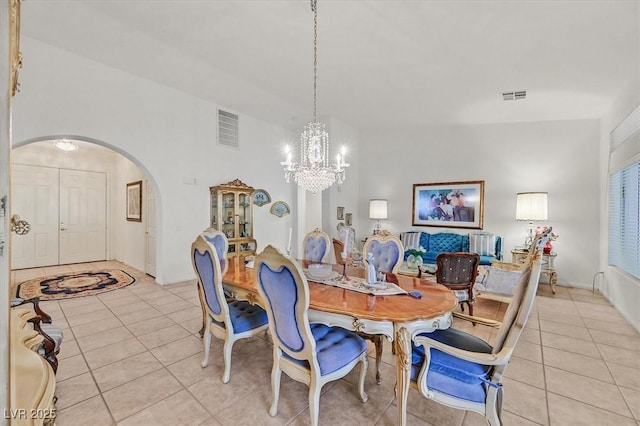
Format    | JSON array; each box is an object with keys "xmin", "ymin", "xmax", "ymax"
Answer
[{"xmin": 9, "ymin": 0, "xmax": 22, "ymax": 97}]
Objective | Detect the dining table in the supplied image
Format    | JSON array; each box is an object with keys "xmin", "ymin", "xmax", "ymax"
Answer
[{"xmin": 221, "ymin": 257, "xmax": 458, "ymax": 426}]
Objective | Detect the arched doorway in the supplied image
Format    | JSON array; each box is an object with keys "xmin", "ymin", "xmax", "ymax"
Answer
[{"xmin": 11, "ymin": 135, "xmax": 161, "ymax": 279}]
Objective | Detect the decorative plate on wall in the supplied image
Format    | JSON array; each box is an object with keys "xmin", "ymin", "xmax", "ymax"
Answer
[
  {"xmin": 253, "ymin": 189, "xmax": 271, "ymax": 207},
  {"xmin": 270, "ymin": 201, "xmax": 290, "ymax": 217}
]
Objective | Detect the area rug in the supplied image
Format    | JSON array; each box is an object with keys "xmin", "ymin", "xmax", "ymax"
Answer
[{"xmin": 16, "ymin": 269, "xmax": 136, "ymax": 301}]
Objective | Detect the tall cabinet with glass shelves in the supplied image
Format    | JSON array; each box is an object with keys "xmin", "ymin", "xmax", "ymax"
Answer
[{"xmin": 210, "ymin": 179, "xmax": 256, "ymax": 258}]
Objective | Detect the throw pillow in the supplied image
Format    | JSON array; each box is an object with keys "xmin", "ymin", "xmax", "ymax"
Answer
[
  {"xmin": 479, "ymin": 266, "xmax": 523, "ymax": 296},
  {"xmin": 400, "ymin": 232, "xmax": 421, "ymax": 251},
  {"xmin": 469, "ymin": 233, "xmax": 496, "ymax": 257}
]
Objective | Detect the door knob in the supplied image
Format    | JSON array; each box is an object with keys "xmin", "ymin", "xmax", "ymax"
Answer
[{"xmin": 60, "ymin": 222, "xmax": 67, "ymax": 231}]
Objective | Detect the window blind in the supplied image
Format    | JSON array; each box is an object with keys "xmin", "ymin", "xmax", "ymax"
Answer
[{"xmin": 608, "ymin": 162, "xmax": 640, "ymax": 279}]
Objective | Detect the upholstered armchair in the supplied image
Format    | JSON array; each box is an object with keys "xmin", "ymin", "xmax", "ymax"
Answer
[
  {"xmin": 191, "ymin": 235, "xmax": 268, "ymax": 383},
  {"xmin": 362, "ymin": 230, "xmax": 404, "ymax": 274},
  {"xmin": 410, "ymin": 230, "xmax": 550, "ymax": 425},
  {"xmin": 435, "ymin": 252, "xmax": 480, "ymax": 317},
  {"xmin": 303, "ymin": 228, "xmax": 331, "ymax": 263},
  {"xmin": 255, "ymin": 245, "xmax": 369, "ymax": 426}
]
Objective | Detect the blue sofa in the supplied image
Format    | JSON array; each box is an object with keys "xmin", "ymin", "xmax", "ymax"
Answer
[{"xmin": 400, "ymin": 231, "xmax": 502, "ymax": 266}]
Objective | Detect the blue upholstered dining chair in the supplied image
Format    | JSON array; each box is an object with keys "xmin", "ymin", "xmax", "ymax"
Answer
[
  {"xmin": 362, "ymin": 230, "xmax": 404, "ymax": 275},
  {"xmin": 435, "ymin": 252, "xmax": 480, "ymax": 317},
  {"xmin": 302, "ymin": 228, "xmax": 332, "ymax": 263},
  {"xmin": 191, "ymin": 235, "xmax": 268, "ymax": 383},
  {"xmin": 410, "ymin": 230, "xmax": 550, "ymax": 425},
  {"xmin": 201, "ymin": 227, "xmax": 229, "ymax": 275},
  {"xmin": 255, "ymin": 245, "xmax": 369, "ymax": 426}
]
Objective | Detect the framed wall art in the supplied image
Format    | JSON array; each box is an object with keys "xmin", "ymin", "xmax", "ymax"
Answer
[
  {"xmin": 337, "ymin": 206, "xmax": 345, "ymax": 220},
  {"xmin": 270, "ymin": 201, "xmax": 290, "ymax": 217},
  {"xmin": 126, "ymin": 180, "xmax": 143, "ymax": 222},
  {"xmin": 253, "ymin": 188, "xmax": 271, "ymax": 207},
  {"xmin": 345, "ymin": 213, "xmax": 353, "ymax": 226},
  {"xmin": 412, "ymin": 180, "xmax": 484, "ymax": 229}
]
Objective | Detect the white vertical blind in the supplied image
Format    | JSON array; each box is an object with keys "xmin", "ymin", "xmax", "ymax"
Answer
[{"xmin": 608, "ymin": 162, "xmax": 640, "ymax": 279}]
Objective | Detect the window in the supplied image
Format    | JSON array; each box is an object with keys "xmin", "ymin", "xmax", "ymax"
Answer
[{"xmin": 608, "ymin": 161, "xmax": 640, "ymax": 279}]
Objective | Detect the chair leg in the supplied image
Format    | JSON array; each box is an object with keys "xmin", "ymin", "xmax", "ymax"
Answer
[
  {"xmin": 358, "ymin": 355, "xmax": 369, "ymax": 403},
  {"xmin": 373, "ymin": 335, "xmax": 383, "ymax": 384},
  {"xmin": 221, "ymin": 338, "xmax": 233, "ymax": 383},
  {"xmin": 200, "ymin": 323, "xmax": 211, "ymax": 368},
  {"xmin": 308, "ymin": 377, "xmax": 321, "ymax": 426},
  {"xmin": 269, "ymin": 357, "xmax": 282, "ymax": 417}
]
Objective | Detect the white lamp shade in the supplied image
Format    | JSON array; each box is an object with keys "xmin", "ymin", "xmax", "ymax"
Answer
[
  {"xmin": 516, "ymin": 192, "xmax": 548, "ymax": 221},
  {"xmin": 369, "ymin": 199, "xmax": 388, "ymax": 220}
]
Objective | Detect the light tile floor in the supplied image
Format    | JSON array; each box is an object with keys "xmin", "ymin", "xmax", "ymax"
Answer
[{"xmin": 12, "ymin": 261, "xmax": 640, "ymax": 425}]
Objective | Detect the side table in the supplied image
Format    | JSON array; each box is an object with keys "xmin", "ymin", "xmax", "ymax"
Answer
[{"xmin": 511, "ymin": 249, "xmax": 557, "ymax": 294}]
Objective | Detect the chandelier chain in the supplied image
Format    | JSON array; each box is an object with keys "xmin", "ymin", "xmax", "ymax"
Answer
[
  {"xmin": 312, "ymin": 0, "xmax": 318, "ymax": 121},
  {"xmin": 280, "ymin": 0, "xmax": 349, "ymax": 194}
]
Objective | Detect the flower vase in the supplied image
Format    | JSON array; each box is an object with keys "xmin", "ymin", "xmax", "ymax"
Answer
[
  {"xmin": 543, "ymin": 241, "xmax": 553, "ymax": 254},
  {"xmin": 407, "ymin": 254, "xmax": 417, "ymax": 269}
]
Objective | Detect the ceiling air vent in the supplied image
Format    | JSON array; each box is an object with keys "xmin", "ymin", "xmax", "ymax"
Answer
[
  {"xmin": 502, "ymin": 90, "xmax": 527, "ymax": 101},
  {"xmin": 217, "ymin": 109, "xmax": 239, "ymax": 148}
]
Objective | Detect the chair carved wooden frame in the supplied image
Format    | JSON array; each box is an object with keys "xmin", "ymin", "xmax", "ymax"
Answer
[
  {"xmin": 361, "ymin": 230, "xmax": 405, "ymax": 384},
  {"xmin": 191, "ymin": 234, "xmax": 268, "ymax": 383},
  {"xmin": 435, "ymin": 252, "xmax": 481, "ymax": 317},
  {"xmin": 255, "ymin": 245, "xmax": 369, "ymax": 426},
  {"xmin": 410, "ymin": 229, "xmax": 551, "ymax": 425},
  {"xmin": 303, "ymin": 228, "xmax": 332, "ymax": 263}
]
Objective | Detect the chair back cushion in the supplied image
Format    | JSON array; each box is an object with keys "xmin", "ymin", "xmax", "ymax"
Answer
[
  {"xmin": 363, "ymin": 235, "xmax": 403, "ymax": 273},
  {"xmin": 303, "ymin": 229, "xmax": 331, "ymax": 263},
  {"xmin": 201, "ymin": 228, "xmax": 229, "ymax": 274},
  {"xmin": 256, "ymin": 245, "xmax": 315, "ymax": 361},
  {"xmin": 435, "ymin": 253, "xmax": 480, "ymax": 286},
  {"xmin": 304, "ymin": 235, "xmax": 328, "ymax": 263},
  {"xmin": 192, "ymin": 236, "xmax": 226, "ymax": 317}
]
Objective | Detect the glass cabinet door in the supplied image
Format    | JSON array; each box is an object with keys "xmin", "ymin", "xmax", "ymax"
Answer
[
  {"xmin": 222, "ymin": 191, "xmax": 235, "ymax": 239},
  {"xmin": 210, "ymin": 179, "xmax": 256, "ymax": 258}
]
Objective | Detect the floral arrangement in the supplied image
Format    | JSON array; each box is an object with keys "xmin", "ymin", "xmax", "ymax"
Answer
[
  {"xmin": 535, "ymin": 226, "xmax": 559, "ymax": 241},
  {"xmin": 406, "ymin": 246, "xmax": 426, "ymax": 257}
]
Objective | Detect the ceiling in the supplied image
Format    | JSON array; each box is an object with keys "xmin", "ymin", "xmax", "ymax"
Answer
[{"xmin": 20, "ymin": 1, "xmax": 639, "ymax": 131}]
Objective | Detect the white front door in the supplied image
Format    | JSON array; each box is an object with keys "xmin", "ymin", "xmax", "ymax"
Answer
[
  {"xmin": 59, "ymin": 169, "xmax": 107, "ymax": 264},
  {"xmin": 10, "ymin": 164, "xmax": 59, "ymax": 269},
  {"xmin": 11, "ymin": 165, "xmax": 107, "ymax": 268},
  {"xmin": 145, "ymin": 180, "xmax": 157, "ymax": 277}
]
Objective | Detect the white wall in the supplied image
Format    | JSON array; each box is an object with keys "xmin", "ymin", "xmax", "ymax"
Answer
[
  {"xmin": 12, "ymin": 37, "xmax": 302, "ymax": 284},
  {"xmin": 358, "ymin": 120, "xmax": 601, "ymax": 288}
]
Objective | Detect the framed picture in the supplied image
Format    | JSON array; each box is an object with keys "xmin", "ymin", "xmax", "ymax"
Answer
[
  {"xmin": 412, "ymin": 180, "xmax": 484, "ymax": 229},
  {"xmin": 126, "ymin": 180, "xmax": 143, "ymax": 222},
  {"xmin": 270, "ymin": 201, "xmax": 290, "ymax": 217},
  {"xmin": 337, "ymin": 206, "xmax": 345, "ymax": 220},
  {"xmin": 345, "ymin": 213, "xmax": 353, "ymax": 226},
  {"xmin": 253, "ymin": 188, "xmax": 271, "ymax": 207}
]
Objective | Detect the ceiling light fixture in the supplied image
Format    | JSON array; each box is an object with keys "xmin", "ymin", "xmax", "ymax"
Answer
[
  {"xmin": 53, "ymin": 139, "xmax": 79, "ymax": 151},
  {"xmin": 281, "ymin": 0, "xmax": 348, "ymax": 194}
]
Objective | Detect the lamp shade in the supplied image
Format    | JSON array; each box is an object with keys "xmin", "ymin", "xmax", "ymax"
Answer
[
  {"xmin": 516, "ymin": 192, "xmax": 548, "ymax": 221},
  {"xmin": 369, "ymin": 199, "xmax": 388, "ymax": 220}
]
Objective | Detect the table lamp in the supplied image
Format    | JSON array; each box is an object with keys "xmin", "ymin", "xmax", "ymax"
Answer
[
  {"xmin": 369, "ymin": 199, "xmax": 387, "ymax": 235},
  {"xmin": 515, "ymin": 192, "xmax": 548, "ymax": 249}
]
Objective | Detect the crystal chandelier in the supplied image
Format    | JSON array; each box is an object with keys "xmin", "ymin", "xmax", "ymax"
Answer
[{"xmin": 281, "ymin": 0, "xmax": 349, "ymax": 194}]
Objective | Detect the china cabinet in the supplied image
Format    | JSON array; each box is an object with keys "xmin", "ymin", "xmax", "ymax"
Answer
[{"xmin": 210, "ymin": 179, "xmax": 256, "ymax": 258}]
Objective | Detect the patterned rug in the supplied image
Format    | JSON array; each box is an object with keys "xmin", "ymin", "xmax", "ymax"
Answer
[{"xmin": 16, "ymin": 269, "xmax": 136, "ymax": 301}]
